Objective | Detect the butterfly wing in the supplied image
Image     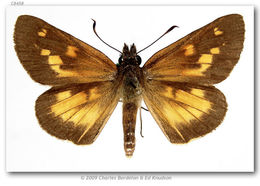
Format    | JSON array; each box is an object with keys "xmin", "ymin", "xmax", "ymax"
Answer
[
  {"xmin": 14, "ymin": 15, "xmax": 122, "ymax": 144},
  {"xmin": 143, "ymin": 14, "xmax": 245, "ymax": 85},
  {"xmin": 36, "ymin": 81, "xmax": 121, "ymax": 144},
  {"xmin": 142, "ymin": 81, "xmax": 227, "ymax": 143},
  {"xmin": 14, "ymin": 15, "xmax": 117, "ymax": 85},
  {"xmin": 142, "ymin": 14, "xmax": 245, "ymax": 143}
]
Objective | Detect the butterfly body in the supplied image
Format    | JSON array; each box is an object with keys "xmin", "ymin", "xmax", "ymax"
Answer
[
  {"xmin": 14, "ymin": 14, "xmax": 245, "ymax": 157},
  {"xmin": 117, "ymin": 44, "xmax": 143, "ymax": 157}
]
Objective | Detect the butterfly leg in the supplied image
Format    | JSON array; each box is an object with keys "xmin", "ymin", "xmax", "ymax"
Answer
[{"xmin": 139, "ymin": 108, "xmax": 144, "ymax": 138}]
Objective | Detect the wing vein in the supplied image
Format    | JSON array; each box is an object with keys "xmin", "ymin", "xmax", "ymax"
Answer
[{"xmin": 145, "ymin": 95, "xmax": 186, "ymax": 140}]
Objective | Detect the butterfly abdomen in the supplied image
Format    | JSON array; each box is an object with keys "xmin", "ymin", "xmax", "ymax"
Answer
[
  {"xmin": 123, "ymin": 102, "xmax": 138, "ymax": 157},
  {"xmin": 121, "ymin": 66, "xmax": 142, "ymax": 157}
]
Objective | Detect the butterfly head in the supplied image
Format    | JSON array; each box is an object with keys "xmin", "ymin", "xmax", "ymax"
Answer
[{"xmin": 118, "ymin": 43, "xmax": 142, "ymax": 66}]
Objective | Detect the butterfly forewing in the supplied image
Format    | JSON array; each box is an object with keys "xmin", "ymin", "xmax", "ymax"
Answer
[
  {"xmin": 14, "ymin": 15, "xmax": 117, "ymax": 85},
  {"xmin": 142, "ymin": 14, "xmax": 245, "ymax": 85}
]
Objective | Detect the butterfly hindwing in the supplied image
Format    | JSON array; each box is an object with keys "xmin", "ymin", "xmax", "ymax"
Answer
[
  {"xmin": 142, "ymin": 81, "xmax": 227, "ymax": 143},
  {"xmin": 36, "ymin": 81, "xmax": 120, "ymax": 144},
  {"xmin": 14, "ymin": 15, "xmax": 117, "ymax": 85},
  {"xmin": 142, "ymin": 14, "xmax": 245, "ymax": 85}
]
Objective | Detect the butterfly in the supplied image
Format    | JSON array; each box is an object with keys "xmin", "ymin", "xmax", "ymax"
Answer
[{"xmin": 14, "ymin": 14, "xmax": 245, "ymax": 157}]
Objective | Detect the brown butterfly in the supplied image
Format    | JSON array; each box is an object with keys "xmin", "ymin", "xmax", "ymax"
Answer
[{"xmin": 14, "ymin": 14, "xmax": 245, "ymax": 157}]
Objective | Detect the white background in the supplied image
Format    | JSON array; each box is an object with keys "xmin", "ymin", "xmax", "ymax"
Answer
[
  {"xmin": 1, "ymin": 0, "xmax": 258, "ymax": 186},
  {"xmin": 6, "ymin": 6, "xmax": 254, "ymax": 171}
]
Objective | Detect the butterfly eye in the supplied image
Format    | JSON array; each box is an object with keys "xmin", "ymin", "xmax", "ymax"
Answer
[
  {"xmin": 118, "ymin": 56, "xmax": 123, "ymax": 64},
  {"xmin": 136, "ymin": 55, "xmax": 142, "ymax": 65}
]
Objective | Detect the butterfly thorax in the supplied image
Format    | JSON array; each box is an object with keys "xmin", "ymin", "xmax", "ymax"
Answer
[
  {"xmin": 118, "ymin": 43, "xmax": 143, "ymax": 101},
  {"xmin": 118, "ymin": 44, "xmax": 143, "ymax": 157}
]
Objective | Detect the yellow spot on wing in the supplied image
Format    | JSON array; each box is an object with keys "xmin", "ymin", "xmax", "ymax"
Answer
[
  {"xmin": 77, "ymin": 103, "xmax": 102, "ymax": 142},
  {"xmin": 163, "ymin": 87, "xmax": 174, "ymax": 99},
  {"xmin": 41, "ymin": 49, "xmax": 51, "ymax": 56},
  {"xmin": 48, "ymin": 56, "xmax": 63, "ymax": 64},
  {"xmin": 215, "ymin": 30, "xmax": 223, "ymax": 36},
  {"xmin": 182, "ymin": 63, "xmax": 211, "ymax": 76},
  {"xmin": 56, "ymin": 90, "xmax": 72, "ymax": 102},
  {"xmin": 88, "ymin": 88, "xmax": 100, "ymax": 100},
  {"xmin": 38, "ymin": 32, "xmax": 46, "ymax": 37},
  {"xmin": 51, "ymin": 92, "xmax": 87, "ymax": 117},
  {"xmin": 182, "ymin": 54, "xmax": 213, "ymax": 76},
  {"xmin": 179, "ymin": 89, "xmax": 208, "ymax": 121},
  {"xmin": 161, "ymin": 88, "xmax": 210, "ymax": 137},
  {"xmin": 66, "ymin": 46, "xmax": 79, "ymax": 58},
  {"xmin": 60, "ymin": 107, "xmax": 79, "ymax": 121},
  {"xmin": 210, "ymin": 47, "xmax": 220, "ymax": 54},
  {"xmin": 190, "ymin": 89, "xmax": 205, "ymax": 98},
  {"xmin": 214, "ymin": 27, "xmax": 223, "ymax": 36},
  {"xmin": 183, "ymin": 44, "xmax": 195, "ymax": 56},
  {"xmin": 183, "ymin": 105, "xmax": 204, "ymax": 120},
  {"xmin": 198, "ymin": 54, "xmax": 213, "ymax": 63},
  {"xmin": 38, "ymin": 28, "xmax": 47, "ymax": 37},
  {"xmin": 162, "ymin": 103, "xmax": 186, "ymax": 141},
  {"xmin": 162, "ymin": 88, "xmax": 209, "ymax": 128},
  {"xmin": 175, "ymin": 90, "xmax": 211, "ymax": 114},
  {"xmin": 48, "ymin": 55, "xmax": 77, "ymax": 77},
  {"xmin": 67, "ymin": 106, "xmax": 89, "ymax": 125}
]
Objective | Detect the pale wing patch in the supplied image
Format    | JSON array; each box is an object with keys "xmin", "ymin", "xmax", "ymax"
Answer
[
  {"xmin": 47, "ymin": 54, "xmax": 111, "ymax": 79},
  {"xmin": 76, "ymin": 103, "xmax": 103, "ymax": 142},
  {"xmin": 56, "ymin": 90, "xmax": 72, "ymax": 102},
  {"xmin": 198, "ymin": 54, "xmax": 213, "ymax": 63},
  {"xmin": 183, "ymin": 44, "xmax": 195, "ymax": 56},
  {"xmin": 162, "ymin": 103, "xmax": 186, "ymax": 141},
  {"xmin": 48, "ymin": 55, "xmax": 77, "ymax": 77},
  {"xmin": 190, "ymin": 88, "xmax": 205, "ymax": 98},
  {"xmin": 182, "ymin": 64, "xmax": 211, "ymax": 76},
  {"xmin": 66, "ymin": 46, "xmax": 79, "ymax": 58},
  {"xmin": 51, "ymin": 91, "xmax": 87, "ymax": 116},
  {"xmin": 161, "ymin": 87, "xmax": 212, "ymax": 122},
  {"xmin": 162, "ymin": 87, "xmax": 174, "ymax": 99},
  {"xmin": 182, "ymin": 88, "xmax": 210, "ymax": 119},
  {"xmin": 40, "ymin": 49, "xmax": 51, "ymax": 56},
  {"xmin": 210, "ymin": 47, "xmax": 220, "ymax": 54},
  {"xmin": 175, "ymin": 89, "xmax": 212, "ymax": 113},
  {"xmin": 214, "ymin": 27, "xmax": 223, "ymax": 36},
  {"xmin": 50, "ymin": 89, "xmax": 103, "ymax": 136},
  {"xmin": 59, "ymin": 107, "xmax": 79, "ymax": 121},
  {"xmin": 38, "ymin": 28, "xmax": 47, "ymax": 37},
  {"xmin": 88, "ymin": 87, "xmax": 100, "ymax": 100},
  {"xmin": 48, "ymin": 55, "xmax": 63, "ymax": 65},
  {"xmin": 51, "ymin": 87, "xmax": 103, "ymax": 137},
  {"xmin": 182, "ymin": 53, "xmax": 214, "ymax": 76}
]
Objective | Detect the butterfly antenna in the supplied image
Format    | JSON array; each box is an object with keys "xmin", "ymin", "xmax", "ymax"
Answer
[
  {"xmin": 92, "ymin": 19, "xmax": 122, "ymax": 54},
  {"xmin": 137, "ymin": 25, "xmax": 178, "ymax": 54}
]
